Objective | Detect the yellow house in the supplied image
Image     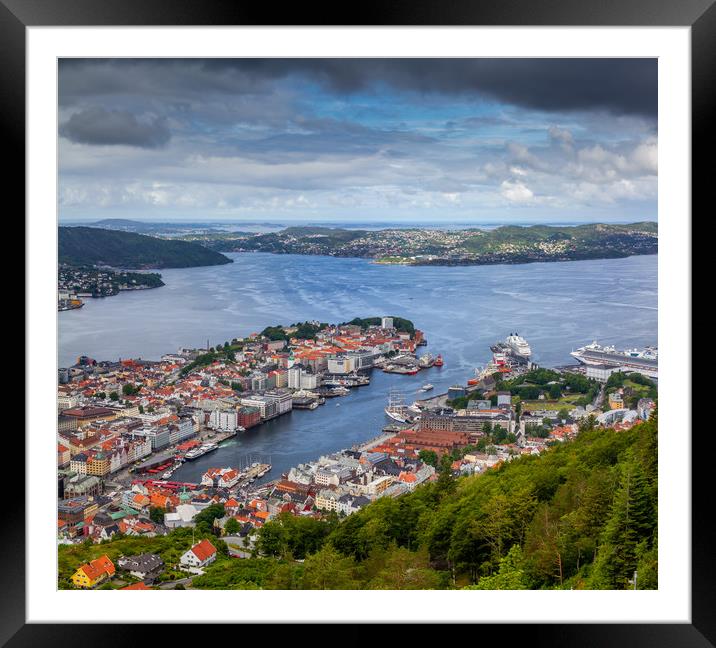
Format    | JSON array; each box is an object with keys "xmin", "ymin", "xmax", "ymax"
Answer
[{"xmin": 71, "ymin": 554, "xmax": 115, "ymax": 588}]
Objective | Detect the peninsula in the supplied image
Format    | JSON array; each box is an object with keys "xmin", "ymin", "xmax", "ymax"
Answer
[
  {"xmin": 180, "ymin": 222, "xmax": 658, "ymax": 267},
  {"xmin": 59, "ymin": 226, "xmax": 233, "ymax": 269}
]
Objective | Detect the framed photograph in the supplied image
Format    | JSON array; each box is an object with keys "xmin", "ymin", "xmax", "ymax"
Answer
[{"xmin": 11, "ymin": 0, "xmax": 707, "ymax": 642}]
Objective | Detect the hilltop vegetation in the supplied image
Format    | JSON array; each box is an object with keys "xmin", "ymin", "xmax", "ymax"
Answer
[
  {"xmin": 59, "ymin": 226, "xmax": 233, "ymax": 269},
  {"xmin": 342, "ymin": 316, "xmax": 415, "ymax": 335}
]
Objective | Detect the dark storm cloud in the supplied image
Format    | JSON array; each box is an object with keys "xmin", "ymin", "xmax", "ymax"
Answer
[
  {"xmin": 59, "ymin": 58, "xmax": 657, "ymax": 117},
  {"xmin": 60, "ymin": 106, "xmax": 171, "ymax": 148}
]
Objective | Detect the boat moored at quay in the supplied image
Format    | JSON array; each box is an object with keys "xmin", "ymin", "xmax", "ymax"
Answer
[
  {"xmin": 183, "ymin": 442, "xmax": 219, "ymax": 461},
  {"xmin": 570, "ymin": 341, "xmax": 658, "ymax": 378}
]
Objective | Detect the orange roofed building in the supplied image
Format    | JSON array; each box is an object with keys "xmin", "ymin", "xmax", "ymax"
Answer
[
  {"xmin": 179, "ymin": 539, "xmax": 217, "ymax": 569},
  {"xmin": 71, "ymin": 554, "xmax": 115, "ymax": 588},
  {"xmin": 120, "ymin": 582, "xmax": 151, "ymax": 590}
]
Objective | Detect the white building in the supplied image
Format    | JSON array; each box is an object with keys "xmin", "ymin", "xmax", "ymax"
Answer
[
  {"xmin": 201, "ymin": 467, "xmax": 241, "ymax": 488},
  {"xmin": 585, "ymin": 363, "xmax": 626, "ymax": 383},
  {"xmin": 209, "ymin": 409, "xmax": 239, "ymax": 432},
  {"xmin": 163, "ymin": 504, "xmax": 199, "ymax": 529},
  {"xmin": 315, "ymin": 489, "xmax": 340, "ymax": 512},
  {"xmin": 327, "ymin": 355, "xmax": 355, "ymax": 375},
  {"xmin": 265, "ymin": 389, "xmax": 293, "ymax": 416},
  {"xmin": 381, "ymin": 317, "xmax": 394, "ymax": 329},
  {"xmin": 179, "ymin": 539, "xmax": 217, "ymax": 569}
]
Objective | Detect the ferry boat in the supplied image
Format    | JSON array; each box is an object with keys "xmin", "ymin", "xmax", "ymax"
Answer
[
  {"xmin": 184, "ymin": 442, "xmax": 219, "ymax": 461},
  {"xmin": 505, "ymin": 333, "xmax": 531, "ymax": 359},
  {"xmin": 418, "ymin": 353, "xmax": 435, "ymax": 368},
  {"xmin": 383, "ymin": 364, "xmax": 419, "ymax": 375}
]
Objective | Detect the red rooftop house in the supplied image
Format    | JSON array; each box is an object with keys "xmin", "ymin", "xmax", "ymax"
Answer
[{"xmin": 179, "ymin": 539, "xmax": 217, "ymax": 569}]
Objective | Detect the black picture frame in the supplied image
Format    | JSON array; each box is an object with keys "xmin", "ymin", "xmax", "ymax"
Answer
[{"xmin": 7, "ymin": 0, "xmax": 706, "ymax": 642}]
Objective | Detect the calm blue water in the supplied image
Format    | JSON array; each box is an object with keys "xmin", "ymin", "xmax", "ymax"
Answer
[{"xmin": 58, "ymin": 252, "xmax": 657, "ymax": 482}]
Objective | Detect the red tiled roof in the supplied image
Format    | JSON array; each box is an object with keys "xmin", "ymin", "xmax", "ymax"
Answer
[
  {"xmin": 121, "ymin": 582, "xmax": 151, "ymax": 590},
  {"xmin": 191, "ymin": 538, "xmax": 217, "ymax": 562},
  {"xmin": 79, "ymin": 554, "xmax": 115, "ymax": 581}
]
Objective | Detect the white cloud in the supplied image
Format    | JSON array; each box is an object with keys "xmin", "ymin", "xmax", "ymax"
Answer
[
  {"xmin": 630, "ymin": 139, "xmax": 658, "ymax": 174},
  {"xmin": 500, "ymin": 180, "xmax": 534, "ymax": 203}
]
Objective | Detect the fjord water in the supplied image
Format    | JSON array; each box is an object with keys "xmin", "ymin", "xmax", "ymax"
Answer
[{"xmin": 58, "ymin": 252, "xmax": 657, "ymax": 482}]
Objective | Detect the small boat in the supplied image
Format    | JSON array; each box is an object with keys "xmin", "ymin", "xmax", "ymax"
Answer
[
  {"xmin": 420, "ymin": 383, "xmax": 434, "ymax": 391},
  {"xmin": 434, "ymin": 354, "xmax": 444, "ymax": 367}
]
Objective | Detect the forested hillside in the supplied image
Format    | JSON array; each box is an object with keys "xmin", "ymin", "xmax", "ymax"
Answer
[
  {"xmin": 59, "ymin": 226, "xmax": 233, "ymax": 269},
  {"xmin": 202, "ymin": 413, "xmax": 658, "ymax": 590}
]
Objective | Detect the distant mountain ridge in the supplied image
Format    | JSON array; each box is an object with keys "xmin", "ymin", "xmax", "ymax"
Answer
[{"xmin": 58, "ymin": 226, "xmax": 233, "ymax": 269}]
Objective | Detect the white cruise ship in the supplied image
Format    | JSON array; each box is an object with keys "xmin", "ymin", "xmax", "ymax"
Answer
[
  {"xmin": 570, "ymin": 341, "xmax": 658, "ymax": 376},
  {"xmin": 505, "ymin": 333, "xmax": 531, "ymax": 358}
]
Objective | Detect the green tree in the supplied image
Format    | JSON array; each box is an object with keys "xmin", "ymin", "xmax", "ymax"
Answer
[
  {"xmin": 590, "ymin": 456, "xmax": 655, "ymax": 589},
  {"xmin": 193, "ymin": 504, "xmax": 225, "ymax": 536},
  {"xmin": 548, "ymin": 384, "xmax": 562, "ymax": 399},
  {"xmin": 109, "ymin": 391, "xmax": 119, "ymax": 402},
  {"xmin": 467, "ymin": 545, "xmax": 530, "ymax": 589},
  {"xmin": 149, "ymin": 506, "xmax": 165, "ymax": 524},
  {"xmin": 301, "ymin": 544, "xmax": 359, "ymax": 589},
  {"xmin": 257, "ymin": 521, "xmax": 287, "ymax": 558},
  {"xmin": 122, "ymin": 383, "xmax": 139, "ymax": 396},
  {"xmin": 418, "ymin": 449, "xmax": 438, "ymax": 467},
  {"xmin": 367, "ymin": 545, "xmax": 443, "ymax": 589},
  {"xmin": 224, "ymin": 518, "xmax": 241, "ymax": 536},
  {"xmin": 578, "ymin": 414, "xmax": 598, "ymax": 433}
]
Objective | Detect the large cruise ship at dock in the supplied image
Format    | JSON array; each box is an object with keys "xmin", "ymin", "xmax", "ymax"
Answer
[
  {"xmin": 570, "ymin": 341, "xmax": 658, "ymax": 377},
  {"xmin": 504, "ymin": 333, "xmax": 531, "ymax": 359}
]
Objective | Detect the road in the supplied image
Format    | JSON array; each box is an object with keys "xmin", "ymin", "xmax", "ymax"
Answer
[
  {"xmin": 593, "ymin": 384, "xmax": 606, "ymax": 409},
  {"xmin": 157, "ymin": 576, "xmax": 194, "ymax": 590}
]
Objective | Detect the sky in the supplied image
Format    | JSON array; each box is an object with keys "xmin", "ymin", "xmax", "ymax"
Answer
[{"xmin": 58, "ymin": 59, "xmax": 658, "ymax": 225}]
